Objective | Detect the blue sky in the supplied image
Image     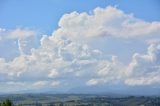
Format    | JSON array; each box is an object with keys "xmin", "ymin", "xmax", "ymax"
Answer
[
  {"xmin": 1, "ymin": 0, "xmax": 160, "ymax": 34},
  {"xmin": 0, "ymin": 0, "xmax": 160, "ymax": 94}
]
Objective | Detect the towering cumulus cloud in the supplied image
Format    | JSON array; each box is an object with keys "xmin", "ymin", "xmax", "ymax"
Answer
[
  {"xmin": 125, "ymin": 42, "xmax": 160, "ymax": 86},
  {"xmin": 0, "ymin": 6, "xmax": 160, "ymax": 93}
]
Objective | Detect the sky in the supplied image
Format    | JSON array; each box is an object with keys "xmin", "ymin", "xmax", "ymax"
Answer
[{"xmin": 0, "ymin": 0, "xmax": 160, "ymax": 95}]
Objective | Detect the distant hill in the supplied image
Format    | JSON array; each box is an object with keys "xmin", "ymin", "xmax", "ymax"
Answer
[{"xmin": 0, "ymin": 94, "xmax": 160, "ymax": 106}]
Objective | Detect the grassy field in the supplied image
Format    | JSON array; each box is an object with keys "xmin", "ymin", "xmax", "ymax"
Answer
[{"xmin": 0, "ymin": 94, "xmax": 160, "ymax": 106}]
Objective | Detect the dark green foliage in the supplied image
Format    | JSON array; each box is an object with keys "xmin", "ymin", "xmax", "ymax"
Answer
[{"xmin": 0, "ymin": 98, "xmax": 13, "ymax": 106}]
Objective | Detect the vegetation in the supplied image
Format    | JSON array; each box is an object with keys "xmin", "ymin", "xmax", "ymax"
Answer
[
  {"xmin": 0, "ymin": 98, "xmax": 13, "ymax": 106},
  {"xmin": 0, "ymin": 94, "xmax": 160, "ymax": 106}
]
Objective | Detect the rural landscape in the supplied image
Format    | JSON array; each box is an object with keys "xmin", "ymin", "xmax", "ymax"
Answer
[{"xmin": 0, "ymin": 94, "xmax": 160, "ymax": 106}]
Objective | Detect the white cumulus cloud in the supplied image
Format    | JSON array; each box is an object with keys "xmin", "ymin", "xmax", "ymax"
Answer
[
  {"xmin": 53, "ymin": 6, "xmax": 160, "ymax": 41},
  {"xmin": 0, "ymin": 6, "xmax": 160, "ymax": 92},
  {"xmin": 125, "ymin": 42, "xmax": 160, "ymax": 86}
]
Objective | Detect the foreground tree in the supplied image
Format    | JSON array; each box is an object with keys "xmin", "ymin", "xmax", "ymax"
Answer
[{"xmin": 0, "ymin": 98, "xmax": 13, "ymax": 106}]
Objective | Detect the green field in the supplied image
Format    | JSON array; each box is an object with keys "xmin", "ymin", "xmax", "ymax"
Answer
[{"xmin": 0, "ymin": 94, "xmax": 160, "ymax": 106}]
